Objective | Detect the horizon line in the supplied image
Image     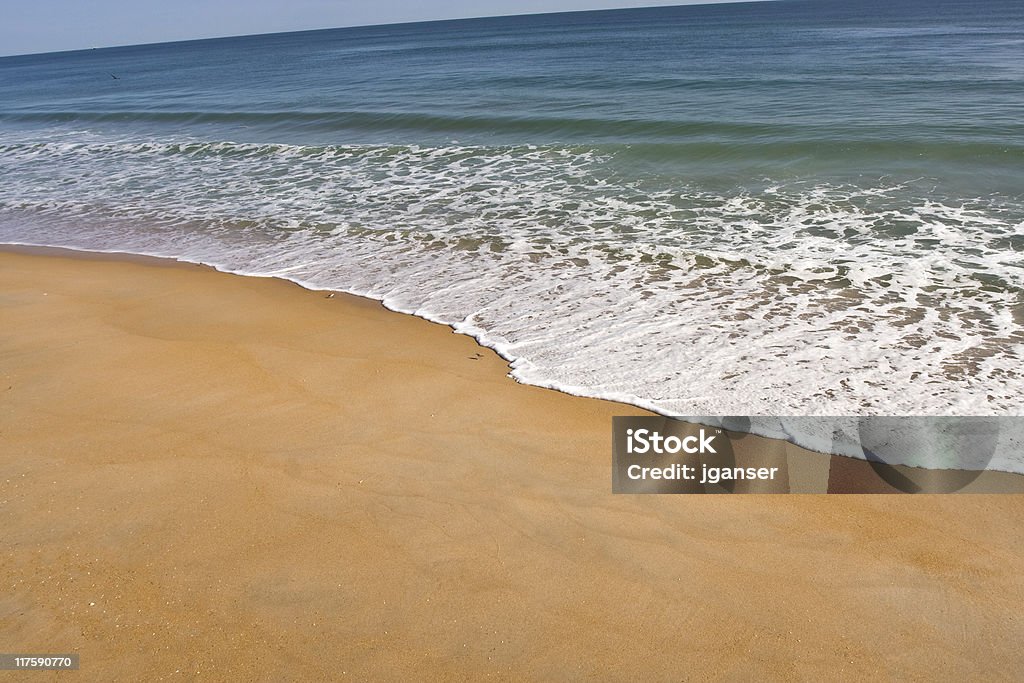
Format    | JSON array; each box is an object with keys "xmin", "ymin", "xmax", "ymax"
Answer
[{"xmin": 0, "ymin": 0, "xmax": 779, "ymax": 59}]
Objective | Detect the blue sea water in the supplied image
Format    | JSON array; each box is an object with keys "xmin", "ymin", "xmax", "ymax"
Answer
[{"xmin": 1, "ymin": 0, "xmax": 1022, "ymax": 468}]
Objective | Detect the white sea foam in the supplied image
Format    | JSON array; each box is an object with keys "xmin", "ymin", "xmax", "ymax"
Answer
[{"xmin": 2, "ymin": 129, "xmax": 1023, "ymax": 472}]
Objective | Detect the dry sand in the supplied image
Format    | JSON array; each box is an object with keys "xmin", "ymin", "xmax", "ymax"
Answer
[{"xmin": 2, "ymin": 247, "xmax": 1023, "ymax": 680}]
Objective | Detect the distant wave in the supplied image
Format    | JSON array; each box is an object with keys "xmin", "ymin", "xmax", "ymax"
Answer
[{"xmin": 1, "ymin": 111, "xmax": 1022, "ymax": 151}]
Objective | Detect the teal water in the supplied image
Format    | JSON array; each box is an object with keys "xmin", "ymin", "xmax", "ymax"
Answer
[{"xmin": 1, "ymin": 0, "xmax": 1023, "ymax": 468}]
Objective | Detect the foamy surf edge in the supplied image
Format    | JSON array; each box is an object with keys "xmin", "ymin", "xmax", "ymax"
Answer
[{"xmin": 5, "ymin": 239, "xmax": 1022, "ymax": 476}]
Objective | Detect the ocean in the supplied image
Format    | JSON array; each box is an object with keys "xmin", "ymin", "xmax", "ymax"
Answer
[{"xmin": 1, "ymin": 0, "xmax": 1022, "ymax": 469}]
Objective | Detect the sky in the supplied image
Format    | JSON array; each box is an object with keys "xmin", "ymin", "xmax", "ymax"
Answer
[{"xmin": 1, "ymin": 0, "xmax": 766, "ymax": 57}]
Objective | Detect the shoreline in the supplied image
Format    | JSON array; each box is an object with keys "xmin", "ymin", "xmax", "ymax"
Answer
[
  {"xmin": 3, "ymin": 242, "xmax": 1023, "ymax": 486},
  {"xmin": 3, "ymin": 245, "xmax": 1024, "ymax": 678}
]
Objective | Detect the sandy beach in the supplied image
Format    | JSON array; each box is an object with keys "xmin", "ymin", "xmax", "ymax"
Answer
[{"xmin": 2, "ymin": 246, "xmax": 1023, "ymax": 680}]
